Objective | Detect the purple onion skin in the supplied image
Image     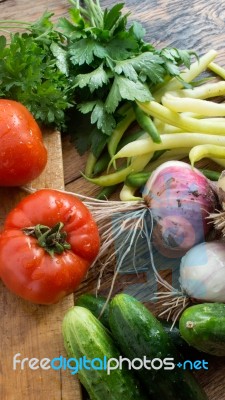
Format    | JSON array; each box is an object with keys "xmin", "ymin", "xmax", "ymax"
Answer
[{"xmin": 142, "ymin": 161, "xmax": 218, "ymax": 258}]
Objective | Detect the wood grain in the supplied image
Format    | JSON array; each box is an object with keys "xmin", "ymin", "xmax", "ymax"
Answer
[{"xmin": 0, "ymin": 130, "xmax": 81, "ymax": 400}]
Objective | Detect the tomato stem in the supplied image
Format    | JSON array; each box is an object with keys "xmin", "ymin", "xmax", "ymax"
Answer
[{"xmin": 23, "ymin": 222, "xmax": 71, "ymax": 256}]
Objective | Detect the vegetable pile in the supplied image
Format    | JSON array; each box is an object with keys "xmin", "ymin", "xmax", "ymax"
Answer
[
  {"xmin": 0, "ymin": 0, "xmax": 197, "ymax": 181},
  {"xmin": 2, "ymin": 2, "xmax": 225, "ymax": 399},
  {"xmin": 2, "ymin": 0, "xmax": 225, "ymax": 199},
  {"xmin": 62, "ymin": 293, "xmax": 209, "ymax": 400}
]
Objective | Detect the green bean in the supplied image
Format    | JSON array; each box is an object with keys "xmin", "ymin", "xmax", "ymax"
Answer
[
  {"xmin": 93, "ymin": 152, "xmax": 111, "ymax": 176},
  {"xmin": 199, "ymin": 169, "xmax": 220, "ymax": 181},
  {"xmin": 211, "ymin": 158, "xmax": 225, "ymax": 167},
  {"xmin": 134, "ymin": 104, "xmax": 161, "ymax": 143},
  {"xmin": 145, "ymin": 148, "xmax": 189, "ymax": 172},
  {"xmin": 85, "ymin": 152, "xmax": 97, "ymax": 177},
  {"xmin": 96, "ymin": 185, "xmax": 119, "ymax": 200},
  {"xmin": 125, "ymin": 171, "xmax": 151, "ymax": 188},
  {"xmin": 107, "ymin": 107, "xmax": 135, "ymax": 159},
  {"xmin": 151, "ymin": 149, "xmax": 167, "ymax": 161}
]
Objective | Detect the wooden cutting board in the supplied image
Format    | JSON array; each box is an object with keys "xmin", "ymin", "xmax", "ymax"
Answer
[{"xmin": 0, "ymin": 129, "xmax": 81, "ymax": 400}]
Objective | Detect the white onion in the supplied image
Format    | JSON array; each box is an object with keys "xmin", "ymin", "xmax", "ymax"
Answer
[{"xmin": 179, "ymin": 241, "xmax": 225, "ymax": 302}]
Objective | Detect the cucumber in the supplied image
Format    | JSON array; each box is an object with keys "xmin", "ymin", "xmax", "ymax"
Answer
[
  {"xmin": 76, "ymin": 294, "xmax": 110, "ymax": 329},
  {"xmin": 179, "ymin": 302, "xmax": 225, "ymax": 356},
  {"xmin": 62, "ymin": 306, "xmax": 147, "ymax": 400},
  {"xmin": 160, "ymin": 319, "xmax": 207, "ymax": 360},
  {"xmin": 75, "ymin": 295, "xmax": 206, "ymax": 361},
  {"xmin": 109, "ymin": 294, "xmax": 208, "ymax": 400}
]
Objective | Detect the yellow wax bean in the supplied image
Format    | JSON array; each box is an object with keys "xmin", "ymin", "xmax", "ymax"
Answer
[
  {"xmin": 162, "ymin": 94, "xmax": 225, "ymax": 116},
  {"xmin": 153, "ymin": 50, "xmax": 218, "ymax": 101},
  {"xmin": 87, "ymin": 153, "xmax": 153, "ymax": 186},
  {"xmin": 113, "ymin": 133, "xmax": 225, "ymax": 159},
  {"xmin": 137, "ymin": 100, "xmax": 225, "ymax": 135},
  {"xmin": 189, "ymin": 144, "xmax": 225, "ymax": 166},
  {"xmin": 119, "ymin": 184, "xmax": 142, "ymax": 201},
  {"xmin": 167, "ymin": 81, "xmax": 225, "ymax": 100}
]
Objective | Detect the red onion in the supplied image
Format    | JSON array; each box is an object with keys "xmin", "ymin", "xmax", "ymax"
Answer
[{"xmin": 142, "ymin": 161, "xmax": 218, "ymax": 258}]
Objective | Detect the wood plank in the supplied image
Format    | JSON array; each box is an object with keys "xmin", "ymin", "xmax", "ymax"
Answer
[
  {"xmin": 0, "ymin": 2, "xmax": 81, "ymax": 398},
  {"xmin": 0, "ymin": 130, "xmax": 81, "ymax": 399}
]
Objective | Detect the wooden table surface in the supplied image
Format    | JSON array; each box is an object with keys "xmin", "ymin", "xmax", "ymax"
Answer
[{"xmin": 1, "ymin": 0, "xmax": 225, "ymax": 399}]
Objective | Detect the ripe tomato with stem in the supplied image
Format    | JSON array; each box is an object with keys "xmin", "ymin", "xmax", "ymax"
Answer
[{"xmin": 0, "ymin": 189, "xmax": 100, "ymax": 304}]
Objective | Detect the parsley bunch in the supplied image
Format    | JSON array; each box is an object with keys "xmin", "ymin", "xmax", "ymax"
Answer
[
  {"xmin": 0, "ymin": 12, "xmax": 72, "ymax": 129},
  {"xmin": 0, "ymin": 0, "xmax": 195, "ymax": 155},
  {"xmin": 57, "ymin": 0, "xmax": 194, "ymax": 154}
]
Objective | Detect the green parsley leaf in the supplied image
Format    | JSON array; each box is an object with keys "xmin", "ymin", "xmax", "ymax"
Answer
[
  {"xmin": 106, "ymin": 34, "xmax": 139, "ymax": 60},
  {"xmin": 69, "ymin": 38, "xmax": 107, "ymax": 65},
  {"xmin": 103, "ymin": 3, "xmax": 124, "ymax": 31},
  {"xmin": 74, "ymin": 63, "xmax": 109, "ymax": 93},
  {"xmin": 50, "ymin": 42, "xmax": 69, "ymax": 76},
  {"xmin": 57, "ymin": 17, "xmax": 85, "ymax": 39},
  {"xmin": 69, "ymin": 8, "xmax": 85, "ymax": 29},
  {"xmin": 105, "ymin": 75, "xmax": 152, "ymax": 113},
  {"xmin": 77, "ymin": 101, "xmax": 96, "ymax": 114},
  {"xmin": 130, "ymin": 21, "xmax": 146, "ymax": 41},
  {"xmin": 114, "ymin": 52, "xmax": 165, "ymax": 83},
  {"xmin": 91, "ymin": 100, "xmax": 116, "ymax": 135}
]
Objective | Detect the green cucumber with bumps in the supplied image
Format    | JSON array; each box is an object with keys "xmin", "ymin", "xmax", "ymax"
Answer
[
  {"xmin": 179, "ymin": 303, "xmax": 225, "ymax": 356},
  {"xmin": 76, "ymin": 294, "xmax": 110, "ymax": 329},
  {"xmin": 62, "ymin": 306, "xmax": 147, "ymax": 400},
  {"xmin": 109, "ymin": 294, "xmax": 208, "ymax": 400},
  {"xmin": 76, "ymin": 294, "xmax": 207, "ymax": 361}
]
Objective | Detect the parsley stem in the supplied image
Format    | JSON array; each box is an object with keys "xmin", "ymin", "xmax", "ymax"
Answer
[
  {"xmin": 83, "ymin": 0, "xmax": 103, "ymax": 28},
  {"xmin": 0, "ymin": 20, "xmax": 31, "ymax": 25}
]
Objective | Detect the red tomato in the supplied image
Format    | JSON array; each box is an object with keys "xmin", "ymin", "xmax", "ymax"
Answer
[
  {"xmin": 0, "ymin": 99, "xmax": 47, "ymax": 186},
  {"xmin": 0, "ymin": 189, "xmax": 100, "ymax": 304}
]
